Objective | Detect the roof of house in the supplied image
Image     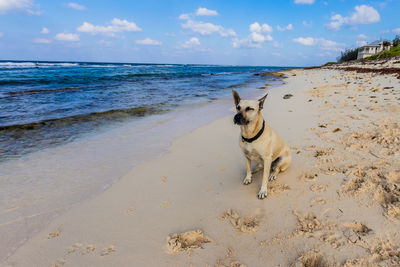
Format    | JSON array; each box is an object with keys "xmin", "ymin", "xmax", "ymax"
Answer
[{"xmin": 362, "ymin": 40, "xmax": 390, "ymax": 47}]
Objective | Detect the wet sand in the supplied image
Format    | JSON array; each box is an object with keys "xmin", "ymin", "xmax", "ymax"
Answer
[{"xmin": 3, "ymin": 66, "xmax": 400, "ymax": 267}]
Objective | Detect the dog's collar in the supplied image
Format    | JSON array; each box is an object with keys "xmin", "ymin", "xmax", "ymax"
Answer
[{"xmin": 242, "ymin": 120, "xmax": 265, "ymax": 143}]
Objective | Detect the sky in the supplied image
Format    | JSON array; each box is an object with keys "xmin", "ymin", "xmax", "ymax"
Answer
[{"xmin": 0, "ymin": 0, "xmax": 399, "ymax": 66}]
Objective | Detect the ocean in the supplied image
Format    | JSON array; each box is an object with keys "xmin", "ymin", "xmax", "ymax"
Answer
[
  {"xmin": 0, "ymin": 61, "xmax": 287, "ymax": 161},
  {"xmin": 0, "ymin": 60, "xmax": 289, "ymax": 260}
]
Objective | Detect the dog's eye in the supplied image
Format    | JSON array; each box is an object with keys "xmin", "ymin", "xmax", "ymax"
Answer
[
  {"xmin": 236, "ymin": 105, "xmax": 241, "ymax": 110},
  {"xmin": 245, "ymin": 107, "xmax": 254, "ymax": 112}
]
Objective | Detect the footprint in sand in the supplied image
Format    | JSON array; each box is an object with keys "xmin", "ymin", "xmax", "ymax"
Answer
[
  {"xmin": 300, "ymin": 172, "xmax": 318, "ymax": 182},
  {"xmin": 221, "ymin": 209, "xmax": 259, "ymax": 233},
  {"xmin": 80, "ymin": 245, "xmax": 96, "ymax": 255},
  {"xmin": 311, "ymin": 197, "xmax": 327, "ymax": 205},
  {"xmin": 48, "ymin": 230, "xmax": 61, "ymax": 239},
  {"xmin": 66, "ymin": 243, "xmax": 83, "ymax": 254},
  {"xmin": 166, "ymin": 230, "xmax": 211, "ymax": 254},
  {"xmin": 100, "ymin": 245, "xmax": 116, "ymax": 256},
  {"xmin": 160, "ymin": 201, "xmax": 171, "ymax": 208},
  {"xmin": 125, "ymin": 206, "xmax": 136, "ymax": 214},
  {"xmin": 51, "ymin": 258, "xmax": 66, "ymax": 267},
  {"xmin": 310, "ymin": 184, "xmax": 327, "ymax": 192}
]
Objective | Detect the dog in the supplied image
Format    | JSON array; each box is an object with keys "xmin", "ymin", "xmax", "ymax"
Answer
[{"xmin": 232, "ymin": 90, "xmax": 291, "ymax": 199}]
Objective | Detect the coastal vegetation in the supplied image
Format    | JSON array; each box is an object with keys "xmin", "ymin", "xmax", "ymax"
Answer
[
  {"xmin": 364, "ymin": 46, "xmax": 400, "ymax": 60},
  {"xmin": 327, "ymin": 35, "xmax": 400, "ymax": 65},
  {"xmin": 338, "ymin": 48, "xmax": 358, "ymax": 62}
]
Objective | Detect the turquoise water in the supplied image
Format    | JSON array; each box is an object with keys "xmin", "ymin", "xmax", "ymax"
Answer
[{"xmin": 0, "ymin": 61, "xmax": 288, "ymax": 160}]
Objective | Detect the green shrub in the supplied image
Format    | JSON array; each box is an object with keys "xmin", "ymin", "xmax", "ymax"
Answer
[
  {"xmin": 339, "ymin": 48, "xmax": 358, "ymax": 62},
  {"xmin": 393, "ymin": 35, "xmax": 400, "ymax": 47}
]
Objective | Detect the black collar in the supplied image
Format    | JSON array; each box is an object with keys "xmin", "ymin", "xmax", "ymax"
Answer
[{"xmin": 242, "ymin": 120, "xmax": 265, "ymax": 143}]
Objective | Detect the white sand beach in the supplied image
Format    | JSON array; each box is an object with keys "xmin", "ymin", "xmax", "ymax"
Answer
[{"xmin": 4, "ymin": 65, "xmax": 400, "ymax": 267}]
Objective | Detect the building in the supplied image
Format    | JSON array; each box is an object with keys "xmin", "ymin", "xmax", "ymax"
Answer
[{"xmin": 357, "ymin": 40, "xmax": 392, "ymax": 60}]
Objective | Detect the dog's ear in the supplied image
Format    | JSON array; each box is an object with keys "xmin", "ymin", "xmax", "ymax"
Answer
[
  {"xmin": 258, "ymin": 93, "xmax": 268, "ymax": 109},
  {"xmin": 232, "ymin": 90, "xmax": 241, "ymax": 107}
]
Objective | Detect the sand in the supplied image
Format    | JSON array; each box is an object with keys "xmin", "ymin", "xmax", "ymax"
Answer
[{"xmin": 3, "ymin": 66, "xmax": 400, "ymax": 266}]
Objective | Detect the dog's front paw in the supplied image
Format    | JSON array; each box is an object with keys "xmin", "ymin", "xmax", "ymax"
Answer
[
  {"xmin": 243, "ymin": 176, "xmax": 252, "ymax": 185},
  {"xmin": 257, "ymin": 190, "xmax": 267, "ymax": 199}
]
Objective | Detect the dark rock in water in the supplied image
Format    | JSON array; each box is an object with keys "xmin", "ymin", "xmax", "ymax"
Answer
[
  {"xmin": 257, "ymin": 86, "xmax": 266, "ymax": 90},
  {"xmin": 254, "ymin": 72, "xmax": 287, "ymax": 78},
  {"xmin": 283, "ymin": 94, "xmax": 293, "ymax": 99}
]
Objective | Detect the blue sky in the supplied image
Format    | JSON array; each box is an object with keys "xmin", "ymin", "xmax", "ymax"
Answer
[{"xmin": 0, "ymin": 0, "xmax": 399, "ymax": 66}]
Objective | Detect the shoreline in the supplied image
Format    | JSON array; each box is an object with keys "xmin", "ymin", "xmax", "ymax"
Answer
[{"xmin": 4, "ymin": 66, "xmax": 400, "ymax": 266}]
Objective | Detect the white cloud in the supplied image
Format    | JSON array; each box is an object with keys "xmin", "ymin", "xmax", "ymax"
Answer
[
  {"xmin": 182, "ymin": 19, "xmax": 236, "ymax": 37},
  {"xmin": 181, "ymin": 37, "xmax": 200, "ymax": 48},
  {"xmin": 356, "ymin": 40, "xmax": 368, "ymax": 47},
  {"xmin": 233, "ymin": 21, "xmax": 274, "ymax": 49},
  {"xmin": 33, "ymin": 38, "xmax": 51, "ymax": 43},
  {"xmin": 55, "ymin": 32, "xmax": 80, "ymax": 42},
  {"xmin": 178, "ymin": 13, "xmax": 190, "ymax": 20},
  {"xmin": 294, "ymin": 0, "xmax": 315, "ymax": 4},
  {"xmin": 196, "ymin": 7, "xmax": 218, "ymax": 16},
  {"xmin": 41, "ymin": 27, "xmax": 49, "ymax": 34},
  {"xmin": 232, "ymin": 38, "xmax": 260, "ymax": 49},
  {"xmin": 249, "ymin": 22, "xmax": 272, "ymax": 34},
  {"xmin": 0, "ymin": 0, "xmax": 33, "ymax": 12},
  {"xmin": 136, "ymin": 38, "xmax": 162, "ymax": 46},
  {"xmin": 250, "ymin": 32, "xmax": 272, "ymax": 43},
  {"xmin": 302, "ymin": 20, "xmax": 312, "ymax": 26},
  {"xmin": 277, "ymin": 24, "xmax": 293, "ymax": 31},
  {"xmin": 357, "ymin": 34, "xmax": 367, "ymax": 39},
  {"xmin": 0, "ymin": 32, "xmax": 2, "ymax": 37},
  {"xmin": 67, "ymin": 2, "xmax": 85, "ymax": 10},
  {"xmin": 293, "ymin": 37, "xmax": 345, "ymax": 51},
  {"xmin": 393, "ymin": 28, "xmax": 400, "ymax": 34},
  {"xmin": 293, "ymin": 37, "xmax": 315, "ymax": 46},
  {"xmin": 77, "ymin": 18, "xmax": 142, "ymax": 36},
  {"xmin": 326, "ymin": 5, "xmax": 380, "ymax": 31}
]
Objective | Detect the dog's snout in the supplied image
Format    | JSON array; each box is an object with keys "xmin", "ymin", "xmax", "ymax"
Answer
[{"xmin": 234, "ymin": 113, "xmax": 247, "ymax": 125}]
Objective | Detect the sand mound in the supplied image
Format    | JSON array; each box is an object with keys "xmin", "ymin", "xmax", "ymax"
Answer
[
  {"xmin": 293, "ymin": 212, "xmax": 345, "ymax": 248},
  {"xmin": 221, "ymin": 209, "xmax": 259, "ymax": 233},
  {"xmin": 214, "ymin": 249, "xmax": 247, "ymax": 267},
  {"xmin": 166, "ymin": 230, "xmax": 211, "ymax": 254},
  {"xmin": 342, "ymin": 258, "xmax": 371, "ymax": 267},
  {"xmin": 214, "ymin": 261, "xmax": 246, "ymax": 267},
  {"xmin": 374, "ymin": 184, "xmax": 400, "ymax": 218},
  {"xmin": 269, "ymin": 183, "xmax": 291, "ymax": 194},
  {"xmin": 292, "ymin": 250, "xmax": 330, "ymax": 267},
  {"xmin": 294, "ymin": 213, "xmax": 322, "ymax": 234},
  {"xmin": 387, "ymin": 170, "xmax": 400, "ymax": 184},
  {"xmin": 341, "ymin": 177, "xmax": 371, "ymax": 197},
  {"xmin": 342, "ymin": 222, "xmax": 372, "ymax": 235}
]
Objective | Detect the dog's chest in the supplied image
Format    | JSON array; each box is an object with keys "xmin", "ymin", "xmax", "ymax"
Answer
[{"xmin": 241, "ymin": 142, "xmax": 263, "ymax": 163}]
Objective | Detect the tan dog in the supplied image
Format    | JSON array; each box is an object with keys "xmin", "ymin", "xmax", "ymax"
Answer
[{"xmin": 232, "ymin": 90, "xmax": 291, "ymax": 199}]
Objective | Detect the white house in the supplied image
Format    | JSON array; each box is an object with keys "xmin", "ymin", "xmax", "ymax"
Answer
[{"xmin": 357, "ymin": 40, "xmax": 392, "ymax": 60}]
